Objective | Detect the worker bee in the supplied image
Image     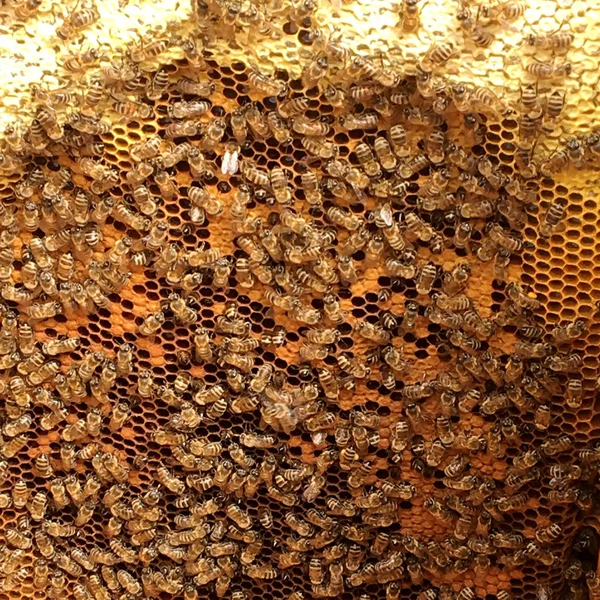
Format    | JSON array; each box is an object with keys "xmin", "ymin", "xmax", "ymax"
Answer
[
  {"xmin": 56, "ymin": 3, "xmax": 100, "ymax": 38},
  {"xmin": 263, "ymin": 112, "xmax": 292, "ymax": 146},
  {"xmin": 35, "ymin": 105, "xmax": 63, "ymax": 140},
  {"xmin": 31, "ymin": 557, "xmax": 51, "ymax": 590},
  {"xmin": 34, "ymin": 529, "xmax": 56, "ymax": 561},
  {"xmin": 301, "ymin": 135, "xmax": 338, "ymax": 159},
  {"xmin": 135, "ymin": 370, "xmax": 156, "ymax": 400},
  {"xmin": 538, "ymin": 197, "xmax": 568, "ymax": 237},
  {"xmin": 382, "ymin": 125, "xmax": 408, "ymax": 159},
  {"xmin": 3, "ymin": 411, "xmax": 32, "ymax": 438},
  {"xmin": 23, "ymin": 116, "xmax": 48, "ymax": 149},
  {"xmin": 524, "ymin": 541, "xmax": 557, "ymax": 567},
  {"xmin": 77, "ymin": 351, "xmax": 103, "ymax": 384},
  {"xmin": 302, "ymin": 53, "xmax": 329, "ymax": 89},
  {"xmin": 114, "ymin": 569, "xmax": 141, "ymax": 595},
  {"xmin": 534, "ymin": 404, "xmax": 552, "ymax": 431},
  {"xmin": 269, "ymin": 167, "xmax": 292, "ymax": 205},
  {"xmin": 421, "ymin": 42, "xmax": 455, "ymax": 70},
  {"xmin": 236, "ymin": 106, "xmax": 265, "ymax": 142},
  {"xmin": 112, "ymin": 344, "xmax": 133, "ymax": 379},
  {"xmin": 565, "ymin": 135, "xmax": 583, "ymax": 166},
  {"xmin": 518, "ymin": 83, "xmax": 541, "ymax": 115},
  {"xmin": 550, "ymin": 318, "xmax": 586, "ymax": 343},
  {"xmin": 84, "ymin": 407, "xmax": 103, "ymax": 438},
  {"xmin": 403, "ymin": 212, "xmax": 433, "ymax": 243},
  {"xmin": 424, "ymin": 497, "xmax": 453, "ymax": 525},
  {"xmin": 244, "ymin": 562, "xmax": 278, "ymax": 580},
  {"xmin": 33, "ymin": 452, "xmax": 54, "ymax": 479},
  {"xmin": 43, "ymin": 519, "xmax": 78, "ymax": 539},
  {"xmin": 168, "ymin": 293, "xmax": 198, "ymax": 325},
  {"xmin": 198, "ymin": 118, "xmax": 225, "ymax": 151},
  {"xmin": 527, "ymin": 27, "xmax": 573, "ymax": 49},
  {"xmin": 325, "ymin": 205, "xmax": 361, "ymax": 231},
  {"xmin": 138, "ymin": 310, "xmax": 165, "ymax": 336},
  {"xmin": 292, "ymin": 114, "xmax": 331, "ymax": 137},
  {"xmin": 565, "ymin": 378, "xmax": 583, "ymax": 409},
  {"xmin": 534, "ymin": 523, "xmax": 562, "ymax": 547},
  {"xmin": 277, "ymin": 550, "xmax": 303, "ymax": 569},
  {"xmin": 25, "ymin": 487, "xmax": 48, "ymax": 522},
  {"xmin": 339, "ymin": 111, "xmax": 379, "ymax": 131},
  {"xmin": 223, "ymin": 109, "xmax": 249, "ymax": 149},
  {"xmin": 245, "ymin": 66, "xmax": 287, "ymax": 97},
  {"xmin": 355, "ymin": 142, "xmax": 382, "ymax": 178},
  {"xmin": 296, "ymin": 171, "xmax": 322, "ymax": 207},
  {"xmin": 543, "ymin": 89, "xmax": 566, "ymax": 123},
  {"xmin": 415, "ymin": 261, "xmax": 437, "ymax": 295},
  {"xmin": 275, "ymin": 94, "xmax": 309, "ymax": 121},
  {"xmin": 155, "ymin": 466, "xmax": 185, "ymax": 494},
  {"xmin": 398, "ymin": 0, "xmax": 421, "ymax": 31},
  {"xmin": 20, "ymin": 198, "xmax": 41, "ymax": 233},
  {"xmin": 128, "ymin": 136, "xmax": 161, "ymax": 165},
  {"xmin": 240, "ymin": 158, "xmax": 271, "ymax": 189},
  {"xmin": 506, "ymin": 282, "xmax": 541, "ymax": 310},
  {"xmin": 546, "ymin": 352, "xmax": 582, "ymax": 372},
  {"xmin": 525, "ymin": 59, "xmax": 572, "ymax": 79}
]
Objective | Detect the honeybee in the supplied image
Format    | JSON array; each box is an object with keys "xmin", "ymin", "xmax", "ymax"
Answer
[
  {"xmin": 546, "ymin": 352, "xmax": 582, "ymax": 372},
  {"xmin": 566, "ymin": 136, "xmax": 584, "ymax": 165},
  {"xmin": 301, "ymin": 135, "xmax": 338, "ymax": 159},
  {"xmin": 32, "ymin": 557, "xmax": 51, "ymax": 590},
  {"xmin": 339, "ymin": 111, "xmax": 379, "ymax": 130},
  {"xmin": 423, "ymin": 498, "xmax": 453, "ymax": 525},
  {"xmin": 566, "ymin": 378, "xmax": 583, "ymax": 409},
  {"xmin": 244, "ymin": 562, "xmax": 278, "ymax": 580},
  {"xmin": 486, "ymin": 223, "xmax": 523, "ymax": 254},
  {"xmin": 32, "ymin": 530, "xmax": 56, "ymax": 565},
  {"xmin": 3, "ymin": 410, "xmax": 33, "ymax": 438},
  {"xmin": 138, "ymin": 310, "xmax": 165, "ymax": 336},
  {"xmin": 402, "ymin": 212, "xmax": 433, "ymax": 243},
  {"xmin": 270, "ymin": 167, "xmax": 292, "ymax": 205},
  {"xmin": 291, "ymin": 114, "xmax": 332, "ymax": 139},
  {"xmin": 199, "ymin": 118, "xmax": 225, "ymax": 151},
  {"xmin": 527, "ymin": 27, "xmax": 573, "ymax": 49},
  {"xmin": 416, "ymin": 262, "xmax": 437, "ymax": 295},
  {"xmin": 302, "ymin": 54, "xmax": 329, "ymax": 89},
  {"xmin": 245, "ymin": 66, "xmax": 287, "ymax": 96},
  {"xmin": 56, "ymin": 3, "xmax": 100, "ymax": 38},
  {"xmin": 353, "ymin": 143, "xmax": 381, "ymax": 178},
  {"xmin": 155, "ymin": 466, "xmax": 186, "ymax": 494},
  {"xmin": 42, "ymin": 519, "xmax": 78, "ymax": 539},
  {"xmin": 539, "ymin": 197, "xmax": 567, "ymax": 237},
  {"xmin": 36, "ymin": 105, "xmax": 63, "ymax": 140},
  {"xmin": 239, "ymin": 159, "xmax": 271, "ymax": 190},
  {"xmin": 506, "ymin": 282, "xmax": 540, "ymax": 309},
  {"xmin": 421, "ymin": 42, "xmax": 455, "ymax": 70},
  {"xmin": 263, "ymin": 112, "xmax": 292, "ymax": 146},
  {"xmin": 33, "ymin": 452, "xmax": 54, "ymax": 479},
  {"xmin": 525, "ymin": 60, "xmax": 572, "ymax": 79},
  {"xmin": 549, "ymin": 318, "xmax": 585, "ymax": 344},
  {"xmin": 357, "ymin": 321, "xmax": 391, "ymax": 344},
  {"xmin": 398, "ymin": 0, "xmax": 421, "ymax": 31}
]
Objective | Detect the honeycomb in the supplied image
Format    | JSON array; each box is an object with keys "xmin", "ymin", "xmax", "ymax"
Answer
[{"xmin": 0, "ymin": 0, "xmax": 599, "ymax": 599}]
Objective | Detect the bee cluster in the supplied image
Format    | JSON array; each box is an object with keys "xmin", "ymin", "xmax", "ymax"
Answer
[{"xmin": 0, "ymin": 1, "xmax": 599, "ymax": 600}]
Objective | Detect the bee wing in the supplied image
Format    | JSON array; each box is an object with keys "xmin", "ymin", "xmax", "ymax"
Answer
[
  {"xmin": 221, "ymin": 151, "xmax": 231, "ymax": 175},
  {"xmin": 380, "ymin": 203, "xmax": 393, "ymax": 227},
  {"xmin": 227, "ymin": 151, "xmax": 239, "ymax": 175},
  {"xmin": 350, "ymin": 183, "xmax": 365, "ymax": 202}
]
